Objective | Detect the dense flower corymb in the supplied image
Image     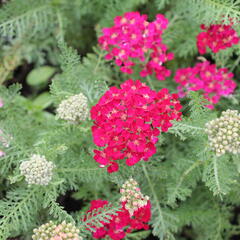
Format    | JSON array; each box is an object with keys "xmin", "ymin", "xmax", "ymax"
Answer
[
  {"xmin": 174, "ymin": 61, "xmax": 236, "ymax": 108},
  {"xmin": 197, "ymin": 23, "xmax": 239, "ymax": 54},
  {"xmin": 20, "ymin": 154, "xmax": 55, "ymax": 185},
  {"xmin": 87, "ymin": 199, "xmax": 151, "ymax": 240},
  {"xmin": 32, "ymin": 220, "xmax": 82, "ymax": 240},
  {"xmin": 120, "ymin": 178, "xmax": 149, "ymax": 216},
  {"xmin": 56, "ymin": 93, "xmax": 89, "ymax": 123},
  {"xmin": 98, "ymin": 12, "xmax": 173, "ymax": 80},
  {"xmin": 206, "ymin": 109, "xmax": 240, "ymax": 156},
  {"xmin": 91, "ymin": 79, "xmax": 182, "ymax": 173}
]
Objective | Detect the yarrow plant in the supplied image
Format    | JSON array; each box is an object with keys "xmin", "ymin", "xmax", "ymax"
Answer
[
  {"xmin": 197, "ymin": 23, "xmax": 239, "ymax": 54},
  {"xmin": 98, "ymin": 11, "xmax": 174, "ymax": 80},
  {"xmin": 174, "ymin": 61, "xmax": 236, "ymax": 108},
  {"xmin": 206, "ymin": 109, "xmax": 240, "ymax": 156},
  {"xmin": 32, "ymin": 221, "xmax": 82, "ymax": 240},
  {"xmin": 120, "ymin": 178, "xmax": 149, "ymax": 216},
  {"xmin": 87, "ymin": 199, "xmax": 151, "ymax": 240},
  {"xmin": 20, "ymin": 154, "xmax": 55, "ymax": 185},
  {"xmin": 56, "ymin": 93, "xmax": 89, "ymax": 123},
  {"xmin": 1, "ymin": 1, "xmax": 240, "ymax": 240},
  {"xmin": 91, "ymin": 79, "xmax": 182, "ymax": 173}
]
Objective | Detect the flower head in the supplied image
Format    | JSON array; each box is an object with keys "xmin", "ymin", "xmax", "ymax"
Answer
[
  {"xmin": 56, "ymin": 93, "xmax": 89, "ymax": 123},
  {"xmin": 206, "ymin": 109, "xmax": 240, "ymax": 156},
  {"xmin": 120, "ymin": 178, "xmax": 149, "ymax": 216},
  {"xmin": 20, "ymin": 154, "xmax": 55, "ymax": 185},
  {"xmin": 32, "ymin": 221, "xmax": 82, "ymax": 240},
  {"xmin": 99, "ymin": 12, "xmax": 173, "ymax": 80},
  {"xmin": 174, "ymin": 61, "xmax": 236, "ymax": 108},
  {"xmin": 197, "ymin": 23, "xmax": 239, "ymax": 54},
  {"xmin": 91, "ymin": 79, "xmax": 182, "ymax": 173}
]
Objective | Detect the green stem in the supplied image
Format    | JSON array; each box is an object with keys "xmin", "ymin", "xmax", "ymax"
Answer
[
  {"xmin": 230, "ymin": 54, "xmax": 240, "ymax": 72},
  {"xmin": 213, "ymin": 155, "xmax": 223, "ymax": 200},
  {"xmin": 142, "ymin": 162, "xmax": 165, "ymax": 230},
  {"xmin": 94, "ymin": 49, "xmax": 104, "ymax": 73},
  {"xmin": 126, "ymin": 230, "xmax": 151, "ymax": 238},
  {"xmin": 57, "ymin": 10, "xmax": 64, "ymax": 41},
  {"xmin": 146, "ymin": 75, "xmax": 155, "ymax": 90},
  {"xmin": 168, "ymin": 159, "xmax": 203, "ymax": 204}
]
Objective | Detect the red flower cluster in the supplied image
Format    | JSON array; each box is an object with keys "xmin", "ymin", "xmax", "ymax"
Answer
[
  {"xmin": 88, "ymin": 199, "xmax": 151, "ymax": 240},
  {"xmin": 91, "ymin": 79, "xmax": 182, "ymax": 173},
  {"xmin": 174, "ymin": 61, "xmax": 236, "ymax": 108},
  {"xmin": 197, "ymin": 24, "xmax": 239, "ymax": 54},
  {"xmin": 98, "ymin": 12, "xmax": 174, "ymax": 80}
]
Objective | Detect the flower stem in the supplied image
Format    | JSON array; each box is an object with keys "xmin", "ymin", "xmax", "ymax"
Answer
[
  {"xmin": 142, "ymin": 162, "xmax": 166, "ymax": 230},
  {"xmin": 146, "ymin": 76, "xmax": 155, "ymax": 90}
]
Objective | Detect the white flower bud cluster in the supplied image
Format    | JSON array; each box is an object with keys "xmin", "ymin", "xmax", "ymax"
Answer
[
  {"xmin": 32, "ymin": 220, "xmax": 82, "ymax": 240},
  {"xmin": 20, "ymin": 154, "xmax": 55, "ymax": 185},
  {"xmin": 120, "ymin": 178, "xmax": 149, "ymax": 216},
  {"xmin": 205, "ymin": 109, "xmax": 240, "ymax": 156},
  {"xmin": 56, "ymin": 93, "xmax": 89, "ymax": 123}
]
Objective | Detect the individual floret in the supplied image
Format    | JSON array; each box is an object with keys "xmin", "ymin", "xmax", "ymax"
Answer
[
  {"xmin": 205, "ymin": 109, "xmax": 240, "ymax": 156},
  {"xmin": 56, "ymin": 93, "xmax": 89, "ymax": 123},
  {"xmin": 32, "ymin": 220, "xmax": 82, "ymax": 240},
  {"xmin": 120, "ymin": 178, "xmax": 149, "ymax": 216},
  {"xmin": 20, "ymin": 154, "xmax": 55, "ymax": 185}
]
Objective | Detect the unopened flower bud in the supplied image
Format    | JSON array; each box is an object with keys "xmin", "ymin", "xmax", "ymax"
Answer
[{"xmin": 120, "ymin": 178, "xmax": 149, "ymax": 216}]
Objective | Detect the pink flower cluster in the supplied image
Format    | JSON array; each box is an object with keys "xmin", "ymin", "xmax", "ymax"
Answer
[
  {"xmin": 98, "ymin": 12, "xmax": 174, "ymax": 80},
  {"xmin": 87, "ymin": 199, "xmax": 151, "ymax": 240},
  {"xmin": 91, "ymin": 79, "xmax": 182, "ymax": 173},
  {"xmin": 197, "ymin": 24, "xmax": 239, "ymax": 54},
  {"xmin": 174, "ymin": 61, "xmax": 237, "ymax": 108}
]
